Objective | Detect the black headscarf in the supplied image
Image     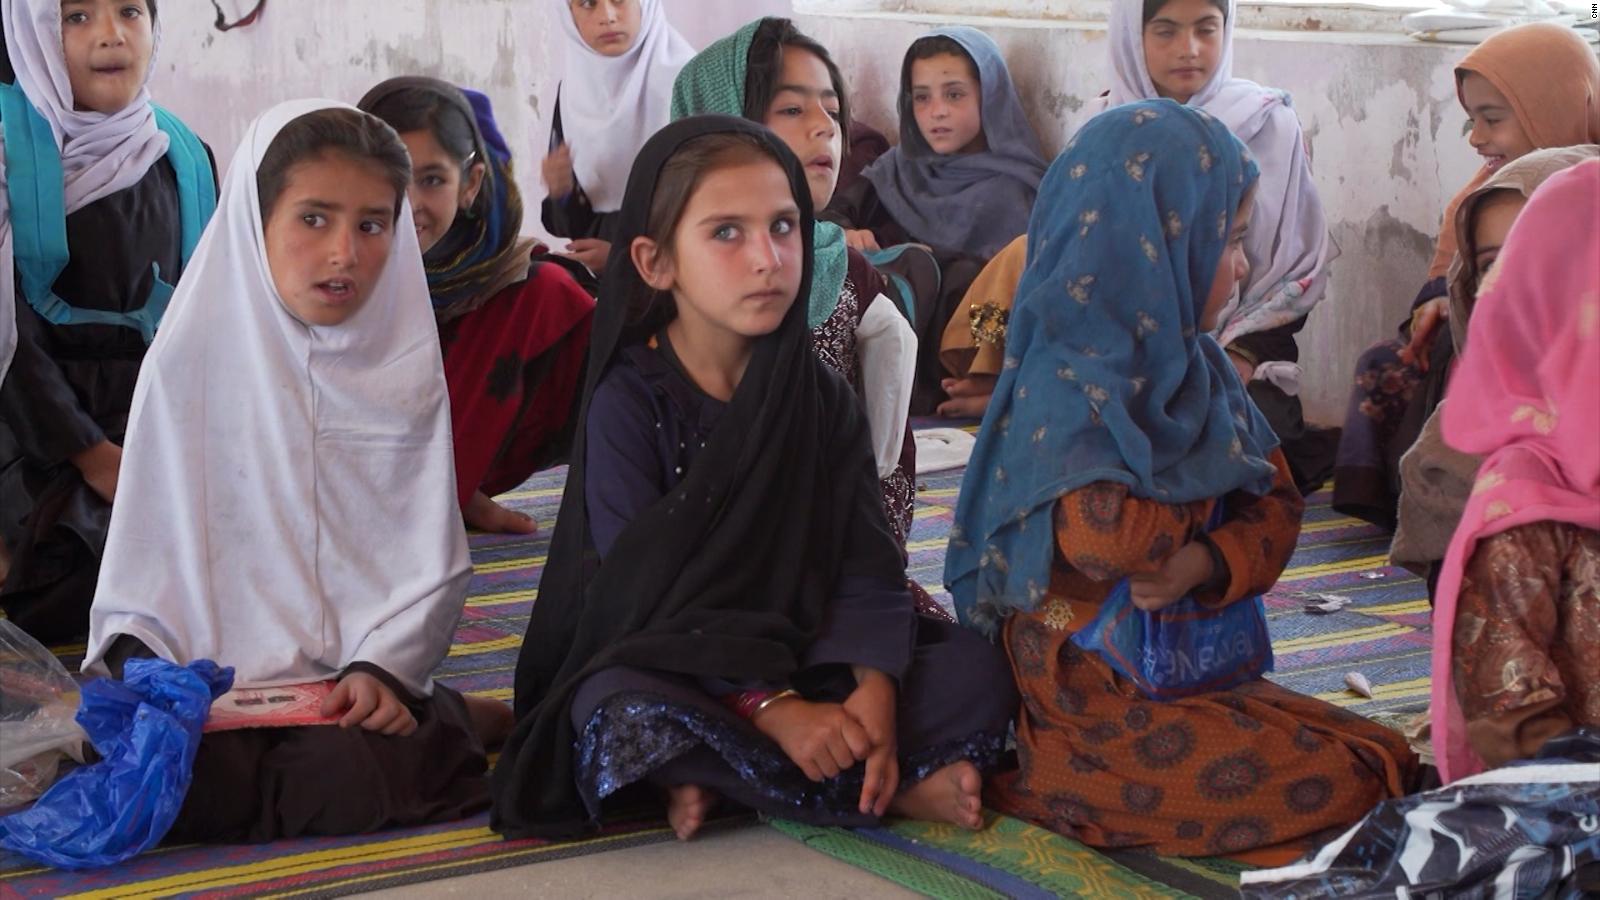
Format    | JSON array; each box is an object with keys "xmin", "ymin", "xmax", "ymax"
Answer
[{"xmin": 489, "ymin": 115, "xmax": 904, "ymax": 838}]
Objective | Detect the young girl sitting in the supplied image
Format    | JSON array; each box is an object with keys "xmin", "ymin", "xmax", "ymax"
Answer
[
  {"xmin": 1430, "ymin": 158, "xmax": 1600, "ymax": 783},
  {"xmin": 1391, "ymin": 144, "xmax": 1596, "ymax": 592},
  {"xmin": 543, "ymin": 0, "xmax": 693, "ymax": 273},
  {"xmin": 669, "ymin": 18, "xmax": 919, "ymax": 551},
  {"xmin": 947, "ymin": 100, "xmax": 1417, "ymax": 864},
  {"xmin": 0, "ymin": 0, "xmax": 216, "ymax": 643},
  {"xmin": 82, "ymin": 101, "xmax": 498, "ymax": 841},
  {"xmin": 1333, "ymin": 22, "xmax": 1600, "ymax": 529},
  {"xmin": 824, "ymin": 25, "xmax": 1046, "ymax": 413},
  {"xmin": 360, "ymin": 77, "xmax": 595, "ymax": 535},
  {"xmin": 491, "ymin": 115, "xmax": 1016, "ymax": 841}
]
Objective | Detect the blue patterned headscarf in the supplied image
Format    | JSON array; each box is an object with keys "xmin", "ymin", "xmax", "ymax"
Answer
[{"xmin": 946, "ymin": 100, "xmax": 1278, "ymax": 635}]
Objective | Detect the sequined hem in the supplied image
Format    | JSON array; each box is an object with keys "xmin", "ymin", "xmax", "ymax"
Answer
[{"xmin": 573, "ymin": 690, "xmax": 1008, "ymax": 823}]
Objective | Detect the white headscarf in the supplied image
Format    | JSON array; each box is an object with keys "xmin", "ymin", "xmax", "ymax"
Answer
[
  {"xmin": 2, "ymin": 0, "xmax": 170, "ymax": 214},
  {"xmin": 1106, "ymin": 0, "xmax": 1338, "ymax": 346},
  {"xmin": 555, "ymin": 0, "xmax": 693, "ymax": 212},
  {"xmin": 84, "ymin": 99, "xmax": 471, "ymax": 696}
]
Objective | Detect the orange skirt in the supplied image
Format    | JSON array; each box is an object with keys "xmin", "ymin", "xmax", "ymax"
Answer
[{"xmin": 989, "ymin": 605, "xmax": 1419, "ymax": 866}]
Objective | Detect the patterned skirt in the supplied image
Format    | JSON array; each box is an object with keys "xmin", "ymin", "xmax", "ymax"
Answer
[{"xmin": 990, "ymin": 606, "xmax": 1420, "ymax": 867}]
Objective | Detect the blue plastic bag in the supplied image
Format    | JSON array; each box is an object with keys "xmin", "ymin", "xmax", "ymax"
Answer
[
  {"xmin": 0, "ymin": 657, "xmax": 232, "ymax": 869},
  {"xmin": 1070, "ymin": 581, "xmax": 1274, "ymax": 701}
]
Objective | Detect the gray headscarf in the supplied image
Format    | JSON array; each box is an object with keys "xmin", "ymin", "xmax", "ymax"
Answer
[{"xmin": 862, "ymin": 26, "xmax": 1046, "ymax": 258}]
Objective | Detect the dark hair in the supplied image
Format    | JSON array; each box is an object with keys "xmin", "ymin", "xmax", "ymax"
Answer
[
  {"xmin": 629, "ymin": 131, "xmax": 790, "ymax": 325},
  {"xmin": 904, "ymin": 35, "xmax": 977, "ymax": 83},
  {"xmin": 1142, "ymin": 0, "xmax": 1228, "ymax": 25},
  {"xmin": 743, "ymin": 17, "xmax": 852, "ymax": 145},
  {"xmin": 362, "ymin": 86, "xmax": 487, "ymax": 216},
  {"xmin": 256, "ymin": 108, "xmax": 412, "ymax": 221}
]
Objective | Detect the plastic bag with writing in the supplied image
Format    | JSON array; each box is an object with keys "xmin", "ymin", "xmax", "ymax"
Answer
[
  {"xmin": 1070, "ymin": 582, "xmax": 1274, "ymax": 701},
  {"xmin": 0, "ymin": 656, "xmax": 232, "ymax": 869}
]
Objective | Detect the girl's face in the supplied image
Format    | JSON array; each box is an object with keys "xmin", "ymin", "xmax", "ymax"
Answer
[
  {"xmin": 1460, "ymin": 72, "xmax": 1536, "ymax": 172},
  {"xmin": 910, "ymin": 52, "xmax": 985, "ymax": 155},
  {"xmin": 569, "ymin": 0, "xmax": 640, "ymax": 57},
  {"xmin": 263, "ymin": 151, "xmax": 399, "ymax": 327},
  {"xmin": 1468, "ymin": 189, "xmax": 1526, "ymax": 297},
  {"xmin": 762, "ymin": 47, "xmax": 844, "ymax": 212},
  {"xmin": 1142, "ymin": 0, "xmax": 1225, "ymax": 105},
  {"xmin": 1200, "ymin": 191, "xmax": 1253, "ymax": 333},
  {"xmin": 397, "ymin": 128, "xmax": 485, "ymax": 254},
  {"xmin": 61, "ymin": 0, "xmax": 154, "ymax": 114},
  {"xmin": 633, "ymin": 158, "xmax": 804, "ymax": 341}
]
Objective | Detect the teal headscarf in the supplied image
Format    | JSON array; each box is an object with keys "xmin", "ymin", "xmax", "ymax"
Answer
[
  {"xmin": 946, "ymin": 100, "xmax": 1278, "ymax": 635},
  {"xmin": 670, "ymin": 19, "xmax": 850, "ymax": 330}
]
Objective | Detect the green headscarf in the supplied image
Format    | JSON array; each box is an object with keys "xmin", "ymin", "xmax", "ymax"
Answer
[{"xmin": 670, "ymin": 19, "xmax": 850, "ymax": 330}]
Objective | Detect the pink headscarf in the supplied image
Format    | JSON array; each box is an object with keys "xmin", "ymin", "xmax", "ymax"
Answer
[{"xmin": 1429, "ymin": 158, "xmax": 1600, "ymax": 783}]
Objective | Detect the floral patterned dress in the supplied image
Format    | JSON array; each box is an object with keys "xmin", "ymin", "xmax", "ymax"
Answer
[{"xmin": 990, "ymin": 450, "xmax": 1420, "ymax": 866}]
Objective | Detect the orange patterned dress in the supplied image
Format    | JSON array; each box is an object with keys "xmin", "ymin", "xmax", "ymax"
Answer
[{"xmin": 989, "ymin": 451, "xmax": 1419, "ymax": 866}]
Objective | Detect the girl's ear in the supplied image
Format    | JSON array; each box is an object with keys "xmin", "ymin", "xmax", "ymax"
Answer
[
  {"xmin": 631, "ymin": 235, "xmax": 675, "ymax": 290},
  {"xmin": 460, "ymin": 160, "xmax": 488, "ymax": 211}
]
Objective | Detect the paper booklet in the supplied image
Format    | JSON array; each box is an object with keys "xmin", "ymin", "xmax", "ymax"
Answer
[{"xmin": 203, "ymin": 680, "xmax": 342, "ymax": 732}]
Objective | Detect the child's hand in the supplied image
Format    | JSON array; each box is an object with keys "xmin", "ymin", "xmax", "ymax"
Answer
[
  {"xmin": 542, "ymin": 143, "xmax": 575, "ymax": 199},
  {"xmin": 563, "ymin": 238, "xmax": 611, "ymax": 273},
  {"xmin": 937, "ymin": 375, "xmax": 997, "ymax": 419},
  {"xmin": 844, "ymin": 667, "xmax": 899, "ymax": 816},
  {"xmin": 1128, "ymin": 542, "xmax": 1213, "ymax": 612},
  {"xmin": 1398, "ymin": 297, "xmax": 1448, "ymax": 372},
  {"xmin": 71, "ymin": 439, "xmax": 122, "ymax": 505},
  {"xmin": 844, "ymin": 229, "xmax": 880, "ymax": 252},
  {"xmin": 321, "ymin": 671, "xmax": 418, "ymax": 736},
  {"xmin": 752, "ymin": 696, "xmax": 872, "ymax": 783}
]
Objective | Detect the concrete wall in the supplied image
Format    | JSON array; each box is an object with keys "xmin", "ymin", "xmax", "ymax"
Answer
[
  {"xmin": 148, "ymin": 0, "xmax": 1488, "ymax": 420},
  {"xmin": 147, "ymin": 0, "xmax": 791, "ymax": 242},
  {"xmin": 793, "ymin": 9, "xmax": 1486, "ymax": 421}
]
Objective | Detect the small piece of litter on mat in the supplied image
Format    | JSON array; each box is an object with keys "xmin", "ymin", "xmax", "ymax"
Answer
[
  {"xmin": 1345, "ymin": 672, "xmax": 1374, "ymax": 699},
  {"xmin": 1358, "ymin": 572, "xmax": 1386, "ymax": 580},
  {"xmin": 1302, "ymin": 594, "xmax": 1351, "ymax": 614}
]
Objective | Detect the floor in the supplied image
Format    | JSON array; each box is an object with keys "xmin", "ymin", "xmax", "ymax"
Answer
[{"xmin": 364, "ymin": 823, "xmax": 917, "ymax": 899}]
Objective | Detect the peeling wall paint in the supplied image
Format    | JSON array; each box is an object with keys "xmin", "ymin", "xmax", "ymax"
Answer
[{"xmin": 795, "ymin": 11, "xmax": 1485, "ymax": 421}]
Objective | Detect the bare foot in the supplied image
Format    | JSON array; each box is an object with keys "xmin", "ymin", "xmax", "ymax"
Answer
[
  {"xmin": 463, "ymin": 490, "xmax": 537, "ymax": 534},
  {"xmin": 888, "ymin": 760, "xmax": 984, "ymax": 830},
  {"xmin": 665, "ymin": 784, "xmax": 717, "ymax": 841},
  {"xmin": 464, "ymin": 695, "xmax": 514, "ymax": 749}
]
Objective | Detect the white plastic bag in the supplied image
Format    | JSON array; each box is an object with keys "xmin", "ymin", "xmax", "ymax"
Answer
[{"xmin": 0, "ymin": 620, "xmax": 87, "ymax": 808}]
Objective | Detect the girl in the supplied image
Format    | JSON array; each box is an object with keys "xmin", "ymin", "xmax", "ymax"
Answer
[
  {"xmin": 1430, "ymin": 159, "xmax": 1600, "ymax": 782},
  {"xmin": 491, "ymin": 116, "xmax": 1016, "ymax": 841},
  {"xmin": 825, "ymin": 26, "xmax": 1046, "ymax": 413},
  {"xmin": 1391, "ymin": 145, "xmax": 1596, "ymax": 585},
  {"xmin": 669, "ymin": 18, "xmax": 919, "ymax": 550},
  {"xmin": 0, "ymin": 0, "xmax": 216, "ymax": 642},
  {"xmin": 543, "ymin": 0, "xmax": 693, "ymax": 273},
  {"xmin": 824, "ymin": 26, "xmax": 1044, "ymax": 260},
  {"xmin": 1333, "ymin": 22, "xmax": 1599, "ymax": 529},
  {"xmin": 946, "ymin": 101, "xmax": 1417, "ymax": 863},
  {"xmin": 359, "ymin": 77, "xmax": 595, "ymax": 535},
  {"xmin": 82, "ymin": 101, "xmax": 496, "ymax": 841}
]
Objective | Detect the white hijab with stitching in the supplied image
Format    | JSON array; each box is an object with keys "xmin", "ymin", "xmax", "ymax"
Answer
[
  {"xmin": 555, "ymin": 0, "xmax": 693, "ymax": 212},
  {"xmin": 1106, "ymin": 0, "xmax": 1338, "ymax": 345},
  {"xmin": 84, "ymin": 99, "xmax": 470, "ymax": 695}
]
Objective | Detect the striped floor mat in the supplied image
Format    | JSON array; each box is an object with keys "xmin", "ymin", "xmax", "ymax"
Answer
[{"xmin": 3, "ymin": 451, "xmax": 1428, "ymax": 898}]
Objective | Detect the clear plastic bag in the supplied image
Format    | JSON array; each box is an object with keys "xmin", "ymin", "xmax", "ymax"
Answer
[{"xmin": 0, "ymin": 620, "xmax": 88, "ymax": 808}]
